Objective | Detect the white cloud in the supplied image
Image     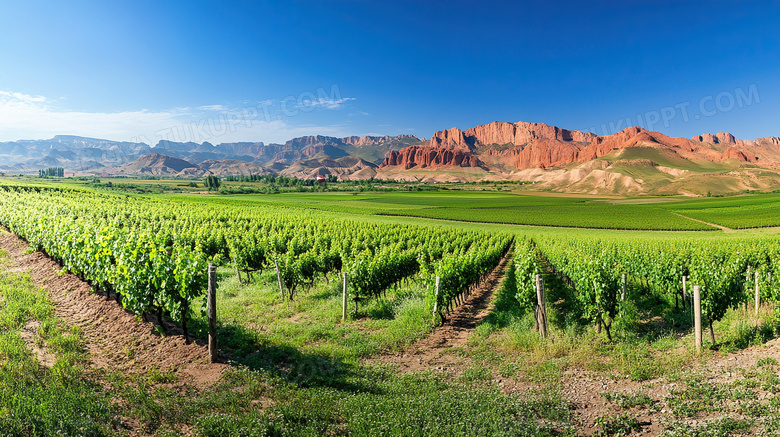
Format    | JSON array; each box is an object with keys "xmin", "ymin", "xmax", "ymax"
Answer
[
  {"xmin": 0, "ymin": 91, "xmax": 354, "ymax": 145},
  {"xmin": 0, "ymin": 91, "xmax": 48, "ymax": 105},
  {"xmin": 311, "ymin": 97, "xmax": 355, "ymax": 110},
  {"xmin": 0, "ymin": 91, "xmax": 185, "ymax": 143},
  {"xmin": 198, "ymin": 104, "xmax": 227, "ymax": 111}
]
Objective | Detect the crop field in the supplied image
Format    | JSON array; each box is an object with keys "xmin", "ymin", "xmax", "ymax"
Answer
[
  {"xmin": 205, "ymin": 190, "xmax": 780, "ymax": 231},
  {"xmin": 190, "ymin": 191, "xmax": 713, "ymax": 230},
  {"xmin": 666, "ymin": 194, "xmax": 780, "ymax": 229},
  {"xmin": 3, "ymin": 179, "xmax": 780, "ymax": 435},
  {"xmin": 10, "ymin": 174, "xmax": 780, "ymax": 230}
]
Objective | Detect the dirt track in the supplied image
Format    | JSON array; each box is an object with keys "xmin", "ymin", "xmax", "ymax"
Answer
[
  {"xmin": 0, "ymin": 233, "xmax": 227, "ymax": 387},
  {"xmin": 371, "ymin": 255, "xmax": 509, "ymax": 372}
]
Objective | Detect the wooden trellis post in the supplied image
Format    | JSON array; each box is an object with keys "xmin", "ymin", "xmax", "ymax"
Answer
[
  {"xmin": 755, "ymin": 270, "xmax": 760, "ymax": 316},
  {"xmin": 693, "ymin": 285, "xmax": 702, "ymax": 353},
  {"xmin": 207, "ymin": 263, "xmax": 218, "ymax": 363},
  {"xmin": 432, "ymin": 276, "xmax": 441, "ymax": 324},
  {"xmin": 342, "ymin": 272, "xmax": 348, "ymax": 321},
  {"xmin": 536, "ymin": 274, "xmax": 547, "ymax": 339},
  {"xmin": 621, "ymin": 273, "xmax": 627, "ymax": 302}
]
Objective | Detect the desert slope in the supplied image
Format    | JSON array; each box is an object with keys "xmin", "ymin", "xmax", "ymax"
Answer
[{"xmin": 378, "ymin": 121, "xmax": 780, "ymax": 195}]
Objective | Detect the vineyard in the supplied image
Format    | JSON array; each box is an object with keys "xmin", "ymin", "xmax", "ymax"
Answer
[
  {"xmin": 2, "ymin": 182, "xmax": 780, "ymax": 348},
  {"xmin": 2, "ymin": 182, "xmax": 779, "ymax": 351},
  {"xmin": 4, "ymin": 181, "xmax": 780, "ymax": 435},
  {"xmin": 0, "ymin": 184, "xmax": 511, "ymax": 341},
  {"xmin": 213, "ymin": 192, "xmax": 721, "ymax": 231},
  {"xmin": 511, "ymin": 235, "xmax": 780, "ymax": 343},
  {"xmin": 671, "ymin": 193, "xmax": 780, "ymax": 229}
]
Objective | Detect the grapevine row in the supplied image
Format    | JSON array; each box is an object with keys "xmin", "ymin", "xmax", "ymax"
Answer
[
  {"xmin": 0, "ymin": 184, "xmax": 510, "ymax": 331},
  {"xmin": 511, "ymin": 235, "xmax": 780, "ymax": 342}
]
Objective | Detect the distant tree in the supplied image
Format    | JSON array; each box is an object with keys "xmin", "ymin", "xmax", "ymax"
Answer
[
  {"xmin": 38, "ymin": 167, "xmax": 64, "ymax": 178},
  {"xmin": 327, "ymin": 174, "xmax": 338, "ymax": 183},
  {"xmin": 204, "ymin": 175, "xmax": 221, "ymax": 190}
]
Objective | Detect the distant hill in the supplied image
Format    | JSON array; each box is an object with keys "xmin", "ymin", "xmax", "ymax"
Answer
[
  {"xmin": 198, "ymin": 159, "xmax": 269, "ymax": 177},
  {"xmin": 380, "ymin": 122, "xmax": 780, "ymax": 170},
  {"xmin": 117, "ymin": 153, "xmax": 199, "ymax": 176},
  {"xmin": 279, "ymin": 156, "xmax": 379, "ymax": 180},
  {"xmin": 0, "ymin": 133, "xmax": 420, "ymax": 179},
  {"xmin": 0, "ymin": 135, "xmax": 152, "ymax": 172},
  {"xmin": 2, "ymin": 123, "xmax": 780, "ymax": 195}
]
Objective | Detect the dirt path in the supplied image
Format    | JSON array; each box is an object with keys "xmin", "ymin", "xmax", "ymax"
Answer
[
  {"xmin": 0, "ymin": 233, "xmax": 227, "ymax": 387},
  {"xmin": 672, "ymin": 212, "xmax": 733, "ymax": 232},
  {"xmin": 371, "ymin": 255, "xmax": 510, "ymax": 373}
]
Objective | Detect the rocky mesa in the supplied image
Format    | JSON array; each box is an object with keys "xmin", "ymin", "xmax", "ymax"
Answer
[{"xmin": 380, "ymin": 121, "xmax": 780, "ymax": 171}]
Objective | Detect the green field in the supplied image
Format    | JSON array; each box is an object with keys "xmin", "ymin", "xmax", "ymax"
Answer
[
  {"xmin": 10, "ymin": 174, "xmax": 780, "ymax": 231},
  {"xmin": 193, "ymin": 190, "xmax": 780, "ymax": 231},
  {"xmin": 666, "ymin": 193, "xmax": 780, "ymax": 229},
  {"xmin": 181, "ymin": 191, "xmax": 712, "ymax": 230}
]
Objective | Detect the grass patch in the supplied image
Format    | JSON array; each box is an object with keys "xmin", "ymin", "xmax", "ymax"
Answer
[
  {"xmin": 472, "ymin": 258, "xmax": 703, "ymax": 382},
  {"xmin": 188, "ymin": 268, "xmax": 435, "ymax": 369},
  {"xmin": 0, "ymin": 259, "xmax": 114, "ymax": 436},
  {"xmin": 663, "ymin": 417, "xmax": 754, "ymax": 436},
  {"xmin": 593, "ymin": 413, "xmax": 643, "ymax": 436}
]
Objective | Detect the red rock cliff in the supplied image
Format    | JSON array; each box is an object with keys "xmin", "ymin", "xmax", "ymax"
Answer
[
  {"xmin": 382, "ymin": 145, "xmax": 483, "ymax": 169},
  {"xmin": 721, "ymin": 147, "xmax": 758, "ymax": 162},
  {"xmin": 380, "ymin": 121, "xmax": 779, "ymax": 171}
]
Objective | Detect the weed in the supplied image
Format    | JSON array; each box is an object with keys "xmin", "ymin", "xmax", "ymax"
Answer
[
  {"xmin": 740, "ymin": 400, "xmax": 770, "ymax": 418},
  {"xmin": 663, "ymin": 417, "xmax": 753, "ymax": 436},
  {"xmin": 458, "ymin": 365, "xmax": 492, "ymax": 382},
  {"xmin": 593, "ymin": 413, "xmax": 643, "ymax": 436},
  {"xmin": 148, "ymin": 366, "xmax": 178, "ymax": 384},
  {"xmin": 498, "ymin": 362, "xmax": 520, "ymax": 378}
]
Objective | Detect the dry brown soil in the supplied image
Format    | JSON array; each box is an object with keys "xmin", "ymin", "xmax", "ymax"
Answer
[
  {"xmin": 370, "ymin": 255, "xmax": 510, "ymax": 373},
  {"xmin": 0, "ymin": 233, "xmax": 227, "ymax": 388}
]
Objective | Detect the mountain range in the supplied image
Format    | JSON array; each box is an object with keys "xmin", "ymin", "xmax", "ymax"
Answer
[{"xmin": 2, "ymin": 121, "xmax": 780, "ymax": 196}]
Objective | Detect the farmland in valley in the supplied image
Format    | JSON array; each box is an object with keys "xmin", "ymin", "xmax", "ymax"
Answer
[{"xmin": 196, "ymin": 190, "xmax": 780, "ymax": 231}]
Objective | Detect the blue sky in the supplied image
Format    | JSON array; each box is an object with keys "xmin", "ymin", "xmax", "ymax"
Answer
[{"xmin": 0, "ymin": 0, "xmax": 777, "ymax": 145}]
